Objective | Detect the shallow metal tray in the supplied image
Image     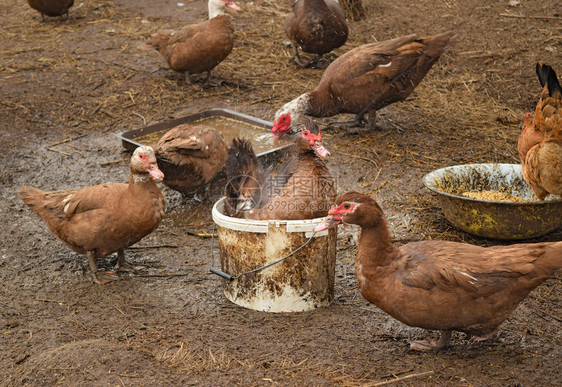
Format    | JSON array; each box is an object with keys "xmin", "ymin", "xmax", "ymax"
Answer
[{"xmin": 118, "ymin": 108, "xmax": 291, "ymax": 157}]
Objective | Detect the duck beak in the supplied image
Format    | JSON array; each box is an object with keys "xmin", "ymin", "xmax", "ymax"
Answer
[
  {"xmin": 312, "ymin": 141, "xmax": 330, "ymax": 157},
  {"xmin": 313, "ymin": 214, "xmax": 341, "ymax": 232},
  {"xmin": 148, "ymin": 162, "xmax": 165, "ymax": 181},
  {"xmin": 226, "ymin": 1, "xmax": 240, "ymax": 11}
]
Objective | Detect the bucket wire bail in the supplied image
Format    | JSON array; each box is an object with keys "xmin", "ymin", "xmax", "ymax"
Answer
[{"xmin": 209, "ymin": 222, "xmax": 318, "ymax": 281}]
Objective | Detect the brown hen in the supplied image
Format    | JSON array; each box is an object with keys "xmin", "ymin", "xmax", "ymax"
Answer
[{"xmin": 519, "ymin": 63, "xmax": 562, "ymax": 199}]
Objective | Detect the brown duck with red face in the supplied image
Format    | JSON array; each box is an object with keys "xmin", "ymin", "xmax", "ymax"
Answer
[
  {"xmin": 284, "ymin": 0, "xmax": 349, "ymax": 68},
  {"xmin": 155, "ymin": 123, "xmax": 229, "ymax": 200},
  {"xmin": 518, "ymin": 63, "xmax": 562, "ymax": 200},
  {"xmin": 225, "ymin": 117, "xmax": 335, "ymax": 220},
  {"xmin": 314, "ymin": 191, "xmax": 562, "ymax": 351},
  {"xmin": 140, "ymin": 0, "xmax": 240, "ymax": 83},
  {"xmin": 19, "ymin": 146, "xmax": 166, "ymax": 284},
  {"xmin": 272, "ymin": 31, "xmax": 456, "ymax": 135}
]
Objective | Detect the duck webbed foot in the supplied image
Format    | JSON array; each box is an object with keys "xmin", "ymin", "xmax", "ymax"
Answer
[
  {"xmin": 87, "ymin": 251, "xmax": 120, "ymax": 284},
  {"xmin": 471, "ymin": 330, "xmax": 496, "ymax": 343},
  {"xmin": 116, "ymin": 249, "xmax": 145, "ymax": 273},
  {"xmin": 93, "ymin": 270, "xmax": 120, "ymax": 284},
  {"xmin": 292, "ymin": 46, "xmax": 308, "ymax": 67},
  {"xmin": 328, "ymin": 113, "xmax": 372, "ymax": 134},
  {"xmin": 409, "ymin": 330, "xmax": 452, "ymax": 352},
  {"xmin": 192, "ymin": 182, "xmax": 211, "ymax": 202},
  {"xmin": 307, "ymin": 55, "xmax": 329, "ymax": 69},
  {"xmin": 192, "ymin": 71, "xmax": 224, "ymax": 88},
  {"xmin": 292, "ymin": 49, "xmax": 329, "ymax": 69}
]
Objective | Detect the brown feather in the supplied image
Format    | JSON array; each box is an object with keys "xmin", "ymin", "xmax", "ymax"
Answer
[
  {"xmin": 274, "ymin": 31, "xmax": 456, "ymax": 131},
  {"xmin": 225, "ymin": 119, "xmax": 336, "ymax": 220},
  {"xmin": 18, "ymin": 147, "xmax": 165, "ymax": 280},
  {"xmin": 142, "ymin": 14, "xmax": 235, "ymax": 77},
  {"xmin": 309, "ymin": 32, "xmax": 456, "ymax": 117},
  {"xmin": 285, "ymin": 0, "xmax": 348, "ymax": 66},
  {"xmin": 317, "ymin": 191, "xmax": 562, "ymax": 344},
  {"xmin": 155, "ymin": 124, "xmax": 229, "ymax": 196},
  {"xmin": 519, "ymin": 64, "xmax": 562, "ymax": 199}
]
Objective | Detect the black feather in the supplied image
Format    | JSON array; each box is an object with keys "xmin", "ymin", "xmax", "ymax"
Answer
[
  {"xmin": 536, "ymin": 63, "xmax": 562, "ymax": 96},
  {"xmin": 224, "ymin": 138, "xmax": 264, "ymax": 217}
]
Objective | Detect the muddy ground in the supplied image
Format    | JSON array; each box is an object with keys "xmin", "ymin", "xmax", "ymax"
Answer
[{"xmin": 1, "ymin": 0, "xmax": 561, "ymax": 385}]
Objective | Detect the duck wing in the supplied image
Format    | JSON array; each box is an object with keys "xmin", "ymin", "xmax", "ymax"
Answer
[
  {"xmin": 20, "ymin": 184, "xmax": 127, "ymax": 221},
  {"xmin": 315, "ymin": 32, "xmax": 454, "ymax": 115},
  {"xmin": 398, "ymin": 240, "xmax": 561, "ymax": 298}
]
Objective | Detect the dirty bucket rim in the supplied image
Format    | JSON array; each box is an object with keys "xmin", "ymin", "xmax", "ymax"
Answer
[{"xmin": 211, "ymin": 197, "xmax": 329, "ymax": 234}]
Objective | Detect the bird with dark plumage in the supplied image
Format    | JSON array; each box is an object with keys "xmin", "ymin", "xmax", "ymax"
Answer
[
  {"xmin": 140, "ymin": 0, "xmax": 240, "ymax": 83},
  {"xmin": 19, "ymin": 146, "xmax": 165, "ymax": 284},
  {"xmin": 27, "ymin": 0, "xmax": 75, "ymax": 21},
  {"xmin": 314, "ymin": 191, "xmax": 562, "ymax": 351},
  {"xmin": 284, "ymin": 0, "xmax": 349, "ymax": 68},
  {"xmin": 225, "ymin": 117, "xmax": 335, "ymax": 220},
  {"xmin": 272, "ymin": 31, "xmax": 456, "ymax": 135},
  {"xmin": 518, "ymin": 63, "xmax": 562, "ymax": 200}
]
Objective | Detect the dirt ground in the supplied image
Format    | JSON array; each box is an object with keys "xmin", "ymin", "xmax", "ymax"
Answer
[{"xmin": 1, "ymin": 0, "xmax": 561, "ymax": 385}]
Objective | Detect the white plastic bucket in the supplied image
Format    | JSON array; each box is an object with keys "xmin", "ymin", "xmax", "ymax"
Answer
[{"xmin": 211, "ymin": 198, "xmax": 337, "ymax": 313}]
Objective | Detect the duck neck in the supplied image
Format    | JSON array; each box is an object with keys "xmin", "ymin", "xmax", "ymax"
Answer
[
  {"xmin": 356, "ymin": 217, "xmax": 399, "ymax": 269},
  {"xmin": 305, "ymin": 90, "xmax": 330, "ymax": 117},
  {"xmin": 283, "ymin": 93, "xmax": 311, "ymax": 123},
  {"xmin": 129, "ymin": 171, "xmax": 156, "ymax": 192},
  {"xmin": 208, "ymin": 1, "xmax": 225, "ymax": 19}
]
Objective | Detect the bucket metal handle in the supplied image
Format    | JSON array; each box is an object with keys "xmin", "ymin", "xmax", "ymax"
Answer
[{"xmin": 209, "ymin": 223, "xmax": 317, "ymax": 281}]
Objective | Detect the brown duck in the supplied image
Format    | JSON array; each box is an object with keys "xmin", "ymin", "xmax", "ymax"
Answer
[
  {"xmin": 155, "ymin": 123, "xmax": 229, "ymax": 200},
  {"xmin": 273, "ymin": 31, "xmax": 456, "ymax": 135},
  {"xmin": 141, "ymin": 0, "xmax": 240, "ymax": 83},
  {"xmin": 518, "ymin": 63, "xmax": 562, "ymax": 200},
  {"xmin": 27, "ymin": 0, "xmax": 74, "ymax": 20},
  {"xmin": 225, "ymin": 117, "xmax": 335, "ymax": 220},
  {"xmin": 284, "ymin": 0, "xmax": 349, "ymax": 68},
  {"xmin": 314, "ymin": 191, "xmax": 562, "ymax": 351},
  {"xmin": 19, "ymin": 146, "xmax": 166, "ymax": 284}
]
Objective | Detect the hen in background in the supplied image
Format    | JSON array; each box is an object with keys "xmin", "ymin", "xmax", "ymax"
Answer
[{"xmin": 518, "ymin": 63, "xmax": 562, "ymax": 199}]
